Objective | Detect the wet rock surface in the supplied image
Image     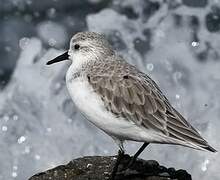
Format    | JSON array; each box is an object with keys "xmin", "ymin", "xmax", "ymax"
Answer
[{"xmin": 29, "ymin": 155, "xmax": 192, "ymax": 180}]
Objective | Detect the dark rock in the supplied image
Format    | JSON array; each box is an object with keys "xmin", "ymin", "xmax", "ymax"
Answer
[
  {"xmin": 167, "ymin": 167, "xmax": 176, "ymax": 177},
  {"xmin": 144, "ymin": 160, "xmax": 160, "ymax": 174},
  {"xmin": 158, "ymin": 165, "xmax": 167, "ymax": 172},
  {"xmin": 145, "ymin": 160, "xmax": 159, "ymax": 167},
  {"xmin": 174, "ymin": 169, "xmax": 192, "ymax": 180},
  {"xmin": 29, "ymin": 155, "xmax": 192, "ymax": 180},
  {"xmin": 206, "ymin": 9, "xmax": 220, "ymax": 32},
  {"xmin": 159, "ymin": 172, "xmax": 170, "ymax": 177},
  {"xmin": 182, "ymin": 0, "xmax": 207, "ymax": 8}
]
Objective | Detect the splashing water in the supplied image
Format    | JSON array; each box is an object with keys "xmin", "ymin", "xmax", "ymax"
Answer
[{"xmin": 0, "ymin": 1, "xmax": 220, "ymax": 180}]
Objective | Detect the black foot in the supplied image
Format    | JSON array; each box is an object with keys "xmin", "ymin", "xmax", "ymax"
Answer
[
  {"xmin": 124, "ymin": 143, "xmax": 150, "ymax": 171},
  {"xmin": 110, "ymin": 150, "xmax": 124, "ymax": 180}
]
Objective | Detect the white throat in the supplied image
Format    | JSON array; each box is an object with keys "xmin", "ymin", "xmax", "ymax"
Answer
[{"xmin": 68, "ymin": 50, "xmax": 99, "ymax": 73}]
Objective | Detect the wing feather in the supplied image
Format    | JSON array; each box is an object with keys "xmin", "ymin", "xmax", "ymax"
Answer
[{"xmin": 86, "ymin": 59, "xmax": 216, "ymax": 151}]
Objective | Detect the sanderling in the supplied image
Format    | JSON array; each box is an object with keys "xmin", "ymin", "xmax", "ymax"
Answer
[{"xmin": 46, "ymin": 32, "xmax": 216, "ymax": 179}]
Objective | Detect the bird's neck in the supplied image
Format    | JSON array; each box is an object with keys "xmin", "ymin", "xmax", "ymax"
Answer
[{"xmin": 66, "ymin": 54, "xmax": 98, "ymax": 84}]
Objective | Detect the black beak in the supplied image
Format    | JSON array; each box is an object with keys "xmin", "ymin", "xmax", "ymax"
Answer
[{"xmin": 46, "ymin": 51, "xmax": 69, "ymax": 65}]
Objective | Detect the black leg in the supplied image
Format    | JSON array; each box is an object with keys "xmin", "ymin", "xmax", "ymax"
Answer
[
  {"xmin": 127, "ymin": 142, "xmax": 150, "ymax": 168},
  {"xmin": 110, "ymin": 149, "xmax": 124, "ymax": 180}
]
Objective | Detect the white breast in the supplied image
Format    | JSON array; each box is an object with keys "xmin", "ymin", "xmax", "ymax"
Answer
[{"xmin": 65, "ymin": 73, "xmax": 154, "ymax": 142}]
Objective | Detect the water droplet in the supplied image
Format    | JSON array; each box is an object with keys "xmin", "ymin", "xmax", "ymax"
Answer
[
  {"xmin": 175, "ymin": 94, "xmax": 180, "ymax": 99},
  {"xmin": 174, "ymin": 71, "xmax": 182, "ymax": 80},
  {"xmin": 173, "ymin": 71, "xmax": 182, "ymax": 83},
  {"xmin": 11, "ymin": 172, "xmax": 17, "ymax": 178},
  {"xmin": 13, "ymin": 115, "xmax": 18, "ymax": 121},
  {"xmin": 18, "ymin": 136, "xmax": 26, "ymax": 144},
  {"xmin": 35, "ymin": 154, "xmax": 41, "ymax": 160},
  {"xmin": 2, "ymin": 126, "xmax": 8, "ymax": 132},
  {"xmin": 67, "ymin": 118, "xmax": 73, "ymax": 123},
  {"xmin": 201, "ymin": 159, "xmax": 209, "ymax": 171},
  {"xmin": 47, "ymin": 127, "xmax": 52, "ymax": 132},
  {"xmin": 146, "ymin": 63, "xmax": 154, "ymax": 71},
  {"xmin": 191, "ymin": 41, "xmax": 199, "ymax": 47}
]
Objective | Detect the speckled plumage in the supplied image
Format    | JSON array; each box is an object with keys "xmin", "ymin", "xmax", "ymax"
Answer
[
  {"xmin": 74, "ymin": 55, "xmax": 214, "ymax": 151},
  {"xmin": 48, "ymin": 32, "xmax": 216, "ymax": 153}
]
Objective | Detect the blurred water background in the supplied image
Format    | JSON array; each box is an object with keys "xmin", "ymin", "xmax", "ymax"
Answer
[{"xmin": 0, "ymin": 0, "xmax": 220, "ymax": 179}]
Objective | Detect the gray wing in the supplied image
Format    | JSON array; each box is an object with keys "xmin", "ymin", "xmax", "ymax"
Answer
[{"xmin": 87, "ymin": 59, "xmax": 216, "ymax": 152}]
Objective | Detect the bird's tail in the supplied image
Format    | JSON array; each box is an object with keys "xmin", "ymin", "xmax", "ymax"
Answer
[
  {"xmin": 203, "ymin": 145, "xmax": 217, "ymax": 152},
  {"xmin": 166, "ymin": 108, "xmax": 217, "ymax": 153}
]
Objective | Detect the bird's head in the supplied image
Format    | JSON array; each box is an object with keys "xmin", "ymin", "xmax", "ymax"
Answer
[{"xmin": 46, "ymin": 32, "xmax": 114, "ymax": 66}]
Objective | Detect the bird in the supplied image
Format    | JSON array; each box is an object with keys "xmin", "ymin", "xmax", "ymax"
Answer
[{"xmin": 46, "ymin": 32, "xmax": 217, "ymax": 179}]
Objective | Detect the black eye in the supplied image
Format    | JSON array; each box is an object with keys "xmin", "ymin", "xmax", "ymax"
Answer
[{"xmin": 74, "ymin": 44, "xmax": 80, "ymax": 50}]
